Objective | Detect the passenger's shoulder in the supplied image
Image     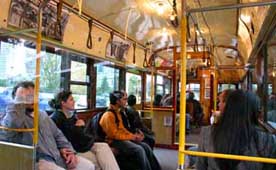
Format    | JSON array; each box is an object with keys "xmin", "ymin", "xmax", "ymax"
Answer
[
  {"xmin": 39, "ymin": 111, "xmax": 52, "ymax": 121},
  {"xmin": 255, "ymin": 129, "xmax": 276, "ymax": 148},
  {"xmin": 102, "ymin": 110, "xmax": 116, "ymax": 118}
]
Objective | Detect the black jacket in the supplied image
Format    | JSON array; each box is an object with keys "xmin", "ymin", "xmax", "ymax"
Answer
[{"xmin": 51, "ymin": 110, "xmax": 95, "ymax": 153}]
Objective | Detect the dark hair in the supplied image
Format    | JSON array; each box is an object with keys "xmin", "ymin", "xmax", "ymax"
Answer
[
  {"xmin": 128, "ymin": 95, "xmax": 136, "ymax": 106},
  {"xmin": 220, "ymin": 89, "xmax": 234, "ymax": 103},
  {"xmin": 153, "ymin": 94, "xmax": 162, "ymax": 106},
  {"xmin": 213, "ymin": 90, "xmax": 260, "ymax": 169},
  {"xmin": 49, "ymin": 90, "xmax": 72, "ymax": 110},
  {"xmin": 12, "ymin": 81, "xmax": 35, "ymax": 99},
  {"xmin": 109, "ymin": 91, "xmax": 124, "ymax": 105},
  {"xmin": 187, "ymin": 91, "xmax": 195, "ymax": 100}
]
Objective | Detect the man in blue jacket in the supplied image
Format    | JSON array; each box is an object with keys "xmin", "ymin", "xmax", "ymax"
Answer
[{"xmin": 1, "ymin": 81, "xmax": 94, "ymax": 170}]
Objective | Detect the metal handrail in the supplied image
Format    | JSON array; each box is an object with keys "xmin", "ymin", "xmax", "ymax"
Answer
[
  {"xmin": 0, "ymin": 126, "xmax": 34, "ymax": 132},
  {"xmin": 180, "ymin": 149, "xmax": 276, "ymax": 164}
]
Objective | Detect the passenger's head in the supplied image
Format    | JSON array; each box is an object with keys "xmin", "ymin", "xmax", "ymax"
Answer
[
  {"xmin": 12, "ymin": 81, "xmax": 35, "ymax": 100},
  {"xmin": 153, "ymin": 94, "xmax": 162, "ymax": 106},
  {"xmin": 187, "ymin": 91, "xmax": 195, "ymax": 100},
  {"xmin": 128, "ymin": 95, "xmax": 136, "ymax": 106},
  {"xmin": 219, "ymin": 90, "xmax": 260, "ymax": 126},
  {"xmin": 109, "ymin": 90, "xmax": 127, "ymax": 107},
  {"xmin": 12, "ymin": 81, "xmax": 35, "ymax": 111},
  {"xmin": 217, "ymin": 89, "xmax": 233, "ymax": 113},
  {"xmin": 49, "ymin": 90, "xmax": 75, "ymax": 111}
]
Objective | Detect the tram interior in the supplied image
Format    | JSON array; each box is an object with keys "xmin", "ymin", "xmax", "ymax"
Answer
[{"xmin": 0, "ymin": 0, "xmax": 276, "ymax": 170}]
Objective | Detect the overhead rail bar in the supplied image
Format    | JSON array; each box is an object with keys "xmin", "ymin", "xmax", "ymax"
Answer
[
  {"xmin": 143, "ymin": 107, "xmax": 174, "ymax": 111},
  {"xmin": 187, "ymin": 1, "xmax": 276, "ymax": 13},
  {"xmin": 180, "ymin": 149, "xmax": 276, "ymax": 164},
  {"xmin": 61, "ymin": 1, "xmax": 146, "ymax": 50},
  {"xmin": 0, "ymin": 28, "xmax": 36, "ymax": 37}
]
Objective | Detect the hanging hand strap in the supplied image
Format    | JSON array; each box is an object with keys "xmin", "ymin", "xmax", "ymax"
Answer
[
  {"xmin": 110, "ymin": 31, "xmax": 114, "ymax": 56},
  {"xmin": 143, "ymin": 49, "xmax": 148, "ymax": 67},
  {"xmin": 133, "ymin": 43, "xmax": 136, "ymax": 64},
  {"xmin": 86, "ymin": 19, "xmax": 93, "ymax": 49}
]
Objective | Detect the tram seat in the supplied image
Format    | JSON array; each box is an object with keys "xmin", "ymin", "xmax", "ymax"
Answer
[{"xmin": 0, "ymin": 141, "xmax": 34, "ymax": 170}]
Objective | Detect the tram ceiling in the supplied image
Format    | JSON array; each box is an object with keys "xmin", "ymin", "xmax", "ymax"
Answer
[
  {"xmin": 60, "ymin": 0, "xmax": 275, "ymax": 81},
  {"xmin": 1, "ymin": 0, "xmax": 273, "ymax": 82}
]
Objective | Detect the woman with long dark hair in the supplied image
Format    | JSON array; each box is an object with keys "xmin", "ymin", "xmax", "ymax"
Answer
[{"xmin": 197, "ymin": 90, "xmax": 276, "ymax": 170}]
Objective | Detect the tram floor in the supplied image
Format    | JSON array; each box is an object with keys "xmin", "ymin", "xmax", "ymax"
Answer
[
  {"xmin": 154, "ymin": 126, "xmax": 202, "ymax": 170},
  {"xmin": 154, "ymin": 147, "xmax": 178, "ymax": 170},
  {"xmin": 154, "ymin": 147, "xmax": 196, "ymax": 170}
]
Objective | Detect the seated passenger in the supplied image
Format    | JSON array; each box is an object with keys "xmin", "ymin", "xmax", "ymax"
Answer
[
  {"xmin": 100, "ymin": 91, "xmax": 161, "ymax": 170},
  {"xmin": 197, "ymin": 90, "xmax": 276, "ymax": 170},
  {"xmin": 186, "ymin": 91, "xmax": 203, "ymax": 127},
  {"xmin": 49, "ymin": 90, "xmax": 119, "ymax": 170},
  {"xmin": 210, "ymin": 89, "xmax": 233, "ymax": 125},
  {"xmin": 1, "ymin": 81, "xmax": 94, "ymax": 170},
  {"xmin": 125, "ymin": 94, "xmax": 155, "ymax": 149},
  {"xmin": 153, "ymin": 94, "xmax": 162, "ymax": 106}
]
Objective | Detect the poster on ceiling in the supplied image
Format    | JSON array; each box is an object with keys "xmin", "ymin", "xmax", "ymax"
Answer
[
  {"xmin": 105, "ymin": 34, "xmax": 130, "ymax": 62},
  {"xmin": 8, "ymin": 0, "xmax": 69, "ymax": 41}
]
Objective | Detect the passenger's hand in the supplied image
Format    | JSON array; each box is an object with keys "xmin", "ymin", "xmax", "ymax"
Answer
[
  {"xmin": 66, "ymin": 153, "xmax": 78, "ymax": 169},
  {"xmin": 134, "ymin": 133, "xmax": 144, "ymax": 142},
  {"xmin": 212, "ymin": 110, "xmax": 221, "ymax": 116},
  {"xmin": 60, "ymin": 148, "xmax": 77, "ymax": 169},
  {"xmin": 75, "ymin": 119, "xmax": 85, "ymax": 126},
  {"xmin": 14, "ymin": 87, "xmax": 34, "ymax": 104},
  {"xmin": 60, "ymin": 148, "xmax": 74, "ymax": 159}
]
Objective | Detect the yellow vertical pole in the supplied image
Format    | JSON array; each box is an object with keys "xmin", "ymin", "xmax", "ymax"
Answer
[
  {"xmin": 213, "ymin": 71, "xmax": 218, "ymax": 110},
  {"xmin": 150, "ymin": 67, "xmax": 155, "ymax": 113},
  {"xmin": 178, "ymin": 0, "xmax": 187, "ymax": 169},
  {"xmin": 33, "ymin": 7, "xmax": 42, "ymax": 145}
]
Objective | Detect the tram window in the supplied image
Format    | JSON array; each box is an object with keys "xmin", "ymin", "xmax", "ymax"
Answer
[
  {"xmin": 69, "ymin": 59, "xmax": 89, "ymax": 109},
  {"xmin": 96, "ymin": 64, "xmax": 119, "ymax": 107},
  {"xmin": 156, "ymin": 75, "xmax": 163, "ymax": 84},
  {"xmin": 156, "ymin": 75, "xmax": 164, "ymax": 95},
  {"xmin": 145, "ymin": 74, "xmax": 155, "ymax": 102},
  {"xmin": 268, "ymin": 84, "xmax": 272, "ymax": 95},
  {"xmin": 70, "ymin": 84, "xmax": 87, "ymax": 109},
  {"xmin": 0, "ymin": 38, "xmax": 62, "ymax": 113},
  {"xmin": 40, "ymin": 50, "xmax": 62, "ymax": 111},
  {"xmin": 164, "ymin": 78, "xmax": 171, "ymax": 94},
  {"xmin": 252, "ymin": 84, "xmax": 258, "ymax": 92},
  {"xmin": 156, "ymin": 75, "xmax": 171, "ymax": 96},
  {"xmin": 156, "ymin": 85, "xmax": 163, "ymax": 95},
  {"xmin": 70, "ymin": 61, "xmax": 87, "ymax": 82},
  {"xmin": 218, "ymin": 84, "xmax": 236, "ymax": 92},
  {"xmin": 126, "ymin": 72, "xmax": 142, "ymax": 104},
  {"xmin": 186, "ymin": 83, "xmax": 200, "ymax": 100}
]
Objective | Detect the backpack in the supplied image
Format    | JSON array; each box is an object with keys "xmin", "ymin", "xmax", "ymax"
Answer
[{"xmin": 85, "ymin": 109, "xmax": 119, "ymax": 142}]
